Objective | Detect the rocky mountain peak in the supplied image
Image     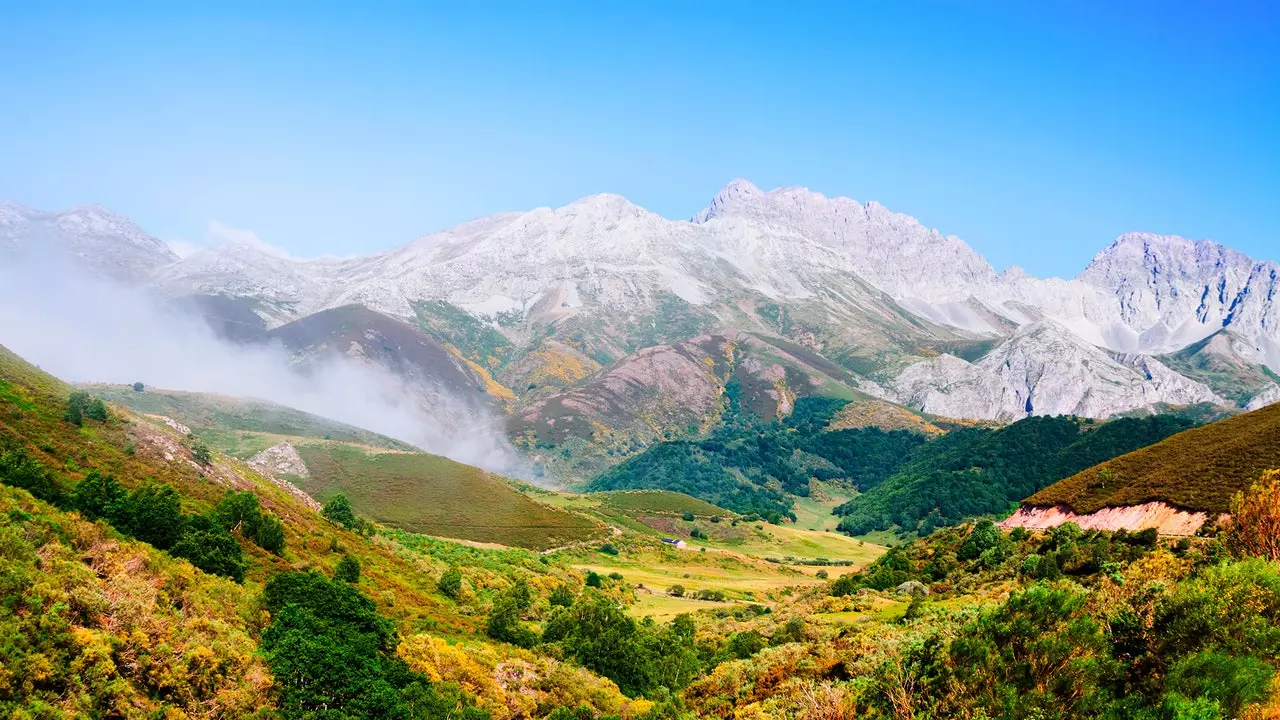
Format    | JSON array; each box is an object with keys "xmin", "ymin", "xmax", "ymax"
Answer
[{"xmin": 692, "ymin": 178, "xmax": 764, "ymax": 223}]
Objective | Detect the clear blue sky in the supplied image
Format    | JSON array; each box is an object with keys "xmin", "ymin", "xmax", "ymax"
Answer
[{"xmin": 1, "ymin": 1, "xmax": 1276, "ymax": 275}]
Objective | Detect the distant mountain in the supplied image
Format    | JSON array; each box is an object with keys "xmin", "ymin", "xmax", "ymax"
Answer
[
  {"xmin": 0, "ymin": 201, "xmax": 177, "ymax": 282},
  {"xmin": 877, "ymin": 320, "xmax": 1221, "ymax": 420},
  {"xmin": 5, "ymin": 182, "xmax": 1277, "ymax": 482}
]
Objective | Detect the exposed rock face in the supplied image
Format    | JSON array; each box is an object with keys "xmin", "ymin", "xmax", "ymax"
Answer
[
  {"xmin": 1075, "ymin": 232, "xmax": 1280, "ymax": 355},
  {"xmin": 887, "ymin": 321, "xmax": 1221, "ymax": 420},
  {"xmin": 247, "ymin": 443, "xmax": 321, "ymax": 511},
  {"xmin": 1247, "ymin": 383, "xmax": 1280, "ymax": 411},
  {"xmin": 248, "ymin": 442, "xmax": 311, "ymax": 478},
  {"xmin": 8, "ymin": 182, "xmax": 1276, "ymax": 431},
  {"xmin": 1001, "ymin": 502, "xmax": 1227, "ymax": 537},
  {"xmin": 159, "ymin": 415, "xmax": 192, "ymax": 435}
]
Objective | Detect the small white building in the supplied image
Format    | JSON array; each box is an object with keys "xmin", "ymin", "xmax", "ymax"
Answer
[{"xmin": 660, "ymin": 537, "xmax": 688, "ymax": 550}]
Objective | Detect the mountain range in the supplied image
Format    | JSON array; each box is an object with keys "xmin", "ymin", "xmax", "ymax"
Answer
[{"xmin": 4, "ymin": 181, "xmax": 1277, "ymax": 479}]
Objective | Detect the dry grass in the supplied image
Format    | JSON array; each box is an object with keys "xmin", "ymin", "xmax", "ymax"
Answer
[{"xmin": 1027, "ymin": 403, "xmax": 1280, "ymax": 513}]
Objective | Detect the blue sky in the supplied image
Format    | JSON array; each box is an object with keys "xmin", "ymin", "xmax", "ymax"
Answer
[{"xmin": 0, "ymin": 1, "xmax": 1276, "ymax": 275}]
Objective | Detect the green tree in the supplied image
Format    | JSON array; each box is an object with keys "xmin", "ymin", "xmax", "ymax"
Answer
[
  {"xmin": 335, "ymin": 554, "xmax": 361, "ymax": 583},
  {"xmin": 171, "ymin": 529, "xmax": 247, "ymax": 582},
  {"xmin": 71, "ymin": 471, "xmax": 127, "ymax": 522},
  {"xmin": 957, "ymin": 518, "xmax": 1007, "ymax": 561},
  {"xmin": 255, "ymin": 513, "xmax": 286, "ymax": 555},
  {"xmin": 437, "ymin": 566, "xmax": 463, "ymax": 600},
  {"xmin": 0, "ymin": 446, "xmax": 62, "ymax": 503},
  {"xmin": 486, "ymin": 581, "xmax": 538, "ymax": 648},
  {"xmin": 85, "ymin": 397, "xmax": 108, "ymax": 422},
  {"xmin": 120, "ymin": 482, "xmax": 185, "ymax": 549},
  {"xmin": 190, "ymin": 438, "xmax": 213, "ymax": 466},
  {"xmin": 132, "ymin": 382, "xmax": 145, "ymax": 392},
  {"xmin": 63, "ymin": 396, "xmax": 84, "ymax": 426},
  {"xmin": 542, "ymin": 593, "xmax": 657, "ymax": 697},
  {"xmin": 726, "ymin": 630, "xmax": 766, "ymax": 659},
  {"xmin": 215, "ymin": 491, "xmax": 262, "ymax": 537},
  {"xmin": 323, "ymin": 493, "xmax": 361, "ymax": 530}
]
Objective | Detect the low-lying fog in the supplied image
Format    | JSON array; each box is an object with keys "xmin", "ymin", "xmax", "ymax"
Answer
[{"xmin": 0, "ymin": 252, "xmax": 530, "ymax": 477}]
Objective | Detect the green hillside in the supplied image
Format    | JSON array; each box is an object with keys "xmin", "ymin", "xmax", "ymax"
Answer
[
  {"xmin": 6, "ymin": 341, "xmax": 1280, "ymax": 718},
  {"xmin": 1026, "ymin": 402, "xmax": 1280, "ymax": 514},
  {"xmin": 589, "ymin": 394, "xmax": 928, "ymax": 520},
  {"xmin": 834, "ymin": 413, "xmax": 1199, "ymax": 535},
  {"xmin": 589, "ymin": 392, "xmax": 1196, "ymax": 533},
  {"xmin": 597, "ymin": 490, "xmax": 734, "ymax": 517},
  {"xmin": 294, "ymin": 443, "xmax": 602, "ymax": 549},
  {"xmin": 87, "ymin": 383, "xmax": 416, "ymax": 456}
]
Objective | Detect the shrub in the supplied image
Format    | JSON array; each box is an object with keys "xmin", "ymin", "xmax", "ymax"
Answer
[
  {"xmin": 815, "ymin": 569, "xmax": 829, "ymax": 579},
  {"xmin": 599, "ymin": 541, "xmax": 619, "ymax": 555},
  {"xmin": 171, "ymin": 529, "xmax": 247, "ymax": 582},
  {"xmin": 682, "ymin": 511, "xmax": 695, "ymax": 522},
  {"xmin": 585, "ymin": 570, "xmax": 603, "ymax": 588},
  {"xmin": 335, "ymin": 554, "xmax": 361, "ymax": 583},
  {"xmin": 86, "ymin": 397, "xmax": 108, "ymax": 421},
  {"xmin": 1165, "ymin": 651, "xmax": 1275, "ymax": 717},
  {"xmin": 190, "ymin": 438, "xmax": 213, "ymax": 466},
  {"xmin": 322, "ymin": 493, "xmax": 360, "ymax": 531},
  {"xmin": 132, "ymin": 382, "xmax": 145, "ymax": 392},
  {"xmin": 1226, "ymin": 469, "xmax": 1280, "ymax": 560},
  {"xmin": 437, "ymin": 566, "xmax": 463, "ymax": 600},
  {"xmin": 668, "ymin": 584, "xmax": 685, "ymax": 597},
  {"xmin": 549, "ymin": 584, "xmax": 576, "ymax": 607}
]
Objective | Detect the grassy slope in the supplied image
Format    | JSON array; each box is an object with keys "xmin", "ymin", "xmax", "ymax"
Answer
[
  {"xmin": 1026, "ymin": 401, "xmax": 1280, "ymax": 514},
  {"xmin": 87, "ymin": 383, "xmax": 415, "ymax": 456},
  {"xmin": 0, "ymin": 345, "xmax": 486, "ymax": 630},
  {"xmin": 1157, "ymin": 331, "xmax": 1277, "ymax": 406},
  {"xmin": 525, "ymin": 486, "xmax": 886, "ymax": 617},
  {"xmin": 294, "ymin": 443, "xmax": 602, "ymax": 549},
  {"xmin": 596, "ymin": 489, "xmax": 733, "ymax": 517}
]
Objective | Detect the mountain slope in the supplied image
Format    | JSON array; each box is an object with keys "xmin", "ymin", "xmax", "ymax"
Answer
[
  {"xmin": 833, "ymin": 413, "xmax": 1198, "ymax": 535},
  {"xmin": 84, "ymin": 383, "xmax": 416, "ymax": 456},
  {"xmin": 9, "ymin": 183, "xmax": 1276, "ymax": 437},
  {"xmin": 881, "ymin": 320, "xmax": 1221, "ymax": 420},
  {"xmin": 292, "ymin": 442, "xmax": 602, "ymax": 549},
  {"xmin": 1157, "ymin": 329, "xmax": 1280, "ymax": 407},
  {"xmin": 0, "ymin": 200, "xmax": 178, "ymax": 282},
  {"xmin": 1023, "ymin": 402, "xmax": 1280, "ymax": 515}
]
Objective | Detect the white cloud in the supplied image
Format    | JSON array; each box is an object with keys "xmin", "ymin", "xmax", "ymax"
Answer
[{"xmin": 207, "ymin": 220, "xmax": 293, "ymax": 259}]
